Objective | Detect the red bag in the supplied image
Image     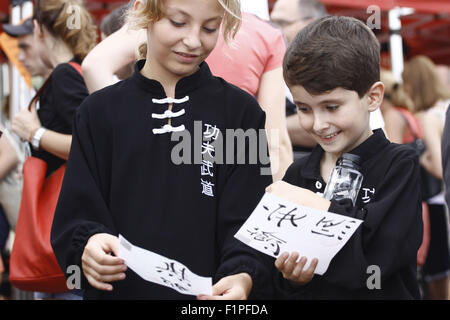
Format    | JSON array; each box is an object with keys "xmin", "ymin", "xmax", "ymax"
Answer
[
  {"xmin": 9, "ymin": 62, "xmax": 82, "ymax": 292},
  {"xmin": 9, "ymin": 159, "xmax": 67, "ymax": 292}
]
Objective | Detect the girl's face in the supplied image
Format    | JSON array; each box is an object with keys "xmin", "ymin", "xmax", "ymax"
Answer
[{"xmin": 146, "ymin": 0, "xmax": 224, "ymax": 80}]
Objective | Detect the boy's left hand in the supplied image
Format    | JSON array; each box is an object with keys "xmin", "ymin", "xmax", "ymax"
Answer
[
  {"xmin": 266, "ymin": 181, "xmax": 330, "ymax": 211},
  {"xmin": 275, "ymin": 252, "xmax": 318, "ymax": 287},
  {"xmin": 197, "ymin": 273, "xmax": 252, "ymax": 300}
]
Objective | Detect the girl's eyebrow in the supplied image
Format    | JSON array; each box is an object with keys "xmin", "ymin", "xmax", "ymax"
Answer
[{"xmin": 167, "ymin": 8, "xmax": 222, "ymax": 22}]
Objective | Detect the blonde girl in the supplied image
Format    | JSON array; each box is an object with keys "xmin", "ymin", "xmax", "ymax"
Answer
[{"xmin": 51, "ymin": 0, "xmax": 273, "ymax": 300}]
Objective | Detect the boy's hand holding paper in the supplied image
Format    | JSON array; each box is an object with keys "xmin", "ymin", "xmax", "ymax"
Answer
[{"xmin": 234, "ymin": 191, "xmax": 363, "ymax": 276}]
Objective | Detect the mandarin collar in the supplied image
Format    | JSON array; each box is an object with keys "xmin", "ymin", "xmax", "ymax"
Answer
[
  {"xmin": 131, "ymin": 59, "xmax": 212, "ymax": 98},
  {"xmin": 301, "ymin": 129, "xmax": 390, "ymax": 180}
]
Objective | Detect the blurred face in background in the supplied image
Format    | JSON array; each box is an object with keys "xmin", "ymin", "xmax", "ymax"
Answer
[
  {"xmin": 270, "ymin": 0, "xmax": 314, "ymax": 45},
  {"xmin": 17, "ymin": 33, "xmax": 49, "ymax": 78},
  {"xmin": 32, "ymin": 20, "xmax": 54, "ymax": 69}
]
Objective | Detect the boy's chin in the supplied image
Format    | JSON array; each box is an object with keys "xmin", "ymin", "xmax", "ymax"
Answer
[
  {"xmin": 317, "ymin": 140, "xmax": 347, "ymax": 156},
  {"xmin": 320, "ymin": 145, "xmax": 345, "ymax": 155}
]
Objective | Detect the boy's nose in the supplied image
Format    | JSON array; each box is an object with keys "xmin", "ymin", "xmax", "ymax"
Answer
[{"xmin": 313, "ymin": 114, "xmax": 330, "ymax": 132}]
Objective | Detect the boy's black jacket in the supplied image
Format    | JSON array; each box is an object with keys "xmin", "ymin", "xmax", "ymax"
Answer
[{"xmin": 277, "ymin": 129, "xmax": 423, "ymax": 299}]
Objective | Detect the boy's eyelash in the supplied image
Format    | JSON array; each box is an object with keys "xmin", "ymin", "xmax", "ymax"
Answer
[
  {"xmin": 326, "ymin": 105, "xmax": 339, "ymax": 111},
  {"xmin": 297, "ymin": 105, "xmax": 310, "ymax": 112}
]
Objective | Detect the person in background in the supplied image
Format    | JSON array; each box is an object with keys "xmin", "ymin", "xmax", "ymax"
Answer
[
  {"xmin": 1, "ymin": 17, "xmax": 54, "ymax": 231},
  {"xmin": 0, "ymin": 99, "xmax": 23, "ymax": 232},
  {"xmin": 206, "ymin": 8, "xmax": 293, "ymax": 180},
  {"xmin": 442, "ymin": 103, "xmax": 450, "ymax": 264},
  {"xmin": 3, "ymin": 18, "xmax": 52, "ymax": 84},
  {"xmin": 0, "ymin": 117, "xmax": 17, "ymax": 302},
  {"xmin": 270, "ymin": 0, "xmax": 326, "ymax": 154},
  {"xmin": 380, "ymin": 69, "xmax": 432, "ymax": 294},
  {"xmin": 11, "ymin": 0, "xmax": 97, "ymax": 300},
  {"xmin": 1, "ymin": 15, "xmax": 53, "ymax": 303},
  {"xmin": 100, "ymin": 4, "xmax": 134, "ymax": 81},
  {"xmin": 442, "ymin": 65, "xmax": 450, "ymax": 221},
  {"xmin": 270, "ymin": 0, "xmax": 325, "ymax": 45},
  {"xmin": 402, "ymin": 55, "xmax": 450, "ymax": 300},
  {"xmin": 1, "ymin": 18, "xmax": 51, "ymax": 233},
  {"xmin": 379, "ymin": 69, "xmax": 415, "ymax": 144}
]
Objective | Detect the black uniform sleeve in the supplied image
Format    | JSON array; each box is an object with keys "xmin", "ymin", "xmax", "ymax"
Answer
[
  {"xmin": 50, "ymin": 63, "xmax": 89, "ymax": 128},
  {"xmin": 213, "ymin": 99, "xmax": 274, "ymax": 299},
  {"xmin": 321, "ymin": 155, "xmax": 423, "ymax": 290},
  {"xmin": 51, "ymin": 96, "xmax": 116, "ymax": 287},
  {"xmin": 442, "ymin": 105, "xmax": 450, "ymax": 209}
]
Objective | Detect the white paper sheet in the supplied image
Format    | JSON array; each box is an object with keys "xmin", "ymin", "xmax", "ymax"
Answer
[
  {"xmin": 235, "ymin": 192, "xmax": 363, "ymax": 275},
  {"xmin": 118, "ymin": 235, "xmax": 212, "ymax": 296}
]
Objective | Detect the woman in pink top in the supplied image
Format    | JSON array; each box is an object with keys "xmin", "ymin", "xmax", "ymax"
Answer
[{"xmin": 206, "ymin": 12, "xmax": 293, "ymax": 180}]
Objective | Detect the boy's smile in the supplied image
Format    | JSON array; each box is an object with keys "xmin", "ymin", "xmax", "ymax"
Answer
[{"xmin": 289, "ymin": 85, "xmax": 378, "ymax": 160}]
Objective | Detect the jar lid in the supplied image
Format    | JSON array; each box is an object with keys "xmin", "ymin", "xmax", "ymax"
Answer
[{"xmin": 337, "ymin": 153, "xmax": 362, "ymax": 171}]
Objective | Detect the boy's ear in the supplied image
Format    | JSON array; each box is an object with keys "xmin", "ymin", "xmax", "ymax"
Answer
[{"xmin": 366, "ymin": 81, "xmax": 385, "ymax": 112}]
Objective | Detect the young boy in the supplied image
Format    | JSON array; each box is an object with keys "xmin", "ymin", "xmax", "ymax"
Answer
[{"xmin": 266, "ymin": 16, "xmax": 423, "ymax": 299}]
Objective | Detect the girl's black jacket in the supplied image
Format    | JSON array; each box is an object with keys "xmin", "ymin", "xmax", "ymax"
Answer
[{"xmin": 51, "ymin": 61, "xmax": 274, "ymax": 299}]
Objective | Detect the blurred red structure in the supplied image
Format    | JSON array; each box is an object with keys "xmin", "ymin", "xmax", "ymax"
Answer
[
  {"xmin": 321, "ymin": 0, "xmax": 450, "ymax": 66},
  {"xmin": 0, "ymin": 0, "xmax": 449, "ymax": 65}
]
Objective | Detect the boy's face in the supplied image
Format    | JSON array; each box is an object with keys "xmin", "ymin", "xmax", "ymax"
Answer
[{"xmin": 290, "ymin": 85, "xmax": 379, "ymax": 159}]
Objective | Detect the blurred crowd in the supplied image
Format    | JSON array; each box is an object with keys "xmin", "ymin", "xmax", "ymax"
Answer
[{"xmin": 0, "ymin": 0, "xmax": 449, "ymax": 300}]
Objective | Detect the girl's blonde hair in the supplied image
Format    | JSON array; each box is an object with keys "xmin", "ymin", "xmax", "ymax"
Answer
[
  {"xmin": 380, "ymin": 68, "xmax": 414, "ymax": 111},
  {"xmin": 36, "ymin": 0, "xmax": 98, "ymax": 61},
  {"xmin": 127, "ymin": 0, "xmax": 241, "ymax": 58},
  {"xmin": 402, "ymin": 55, "xmax": 450, "ymax": 112}
]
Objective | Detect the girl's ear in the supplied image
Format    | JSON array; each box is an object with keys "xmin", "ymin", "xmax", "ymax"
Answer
[
  {"xmin": 133, "ymin": 0, "xmax": 144, "ymax": 11},
  {"xmin": 366, "ymin": 81, "xmax": 385, "ymax": 112}
]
